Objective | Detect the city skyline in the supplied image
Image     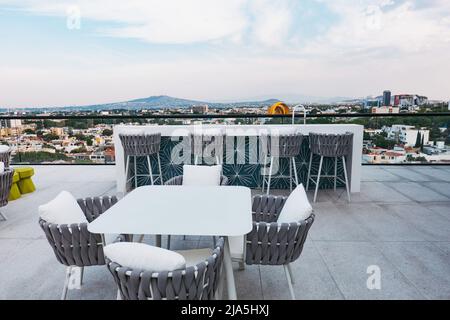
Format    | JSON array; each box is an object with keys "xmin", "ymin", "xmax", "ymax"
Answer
[{"xmin": 1, "ymin": 0, "xmax": 450, "ymax": 107}]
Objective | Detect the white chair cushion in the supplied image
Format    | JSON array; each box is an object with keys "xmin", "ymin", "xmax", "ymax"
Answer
[
  {"xmin": 38, "ymin": 191, "xmax": 88, "ymax": 225},
  {"xmin": 183, "ymin": 165, "xmax": 222, "ymax": 186},
  {"xmin": 175, "ymin": 248, "xmax": 213, "ymax": 267},
  {"xmin": 0, "ymin": 145, "xmax": 10, "ymax": 152},
  {"xmin": 277, "ymin": 184, "xmax": 313, "ymax": 223},
  {"xmin": 0, "ymin": 162, "xmax": 4, "ymax": 174},
  {"xmin": 104, "ymin": 242, "xmax": 186, "ymax": 271}
]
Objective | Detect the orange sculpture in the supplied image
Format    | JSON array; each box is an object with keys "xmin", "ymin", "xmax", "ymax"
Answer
[{"xmin": 268, "ymin": 102, "xmax": 290, "ymax": 115}]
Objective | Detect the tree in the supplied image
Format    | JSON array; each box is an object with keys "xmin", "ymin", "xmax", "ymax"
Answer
[
  {"xmin": 42, "ymin": 133, "xmax": 59, "ymax": 142},
  {"xmin": 102, "ymin": 129, "xmax": 113, "ymax": 136},
  {"xmin": 23, "ymin": 129, "xmax": 35, "ymax": 134},
  {"xmin": 414, "ymin": 131, "xmax": 421, "ymax": 148}
]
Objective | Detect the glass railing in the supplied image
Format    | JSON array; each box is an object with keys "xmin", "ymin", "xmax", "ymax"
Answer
[{"xmin": 1, "ymin": 112, "xmax": 449, "ymax": 165}]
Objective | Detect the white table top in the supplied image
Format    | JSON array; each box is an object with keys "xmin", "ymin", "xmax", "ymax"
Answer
[{"xmin": 88, "ymin": 185, "xmax": 253, "ymax": 236}]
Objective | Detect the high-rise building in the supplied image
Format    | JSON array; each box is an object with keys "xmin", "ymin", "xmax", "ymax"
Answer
[{"xmin": 383, "ymin": 90, "xmax": 391, "ymax": 106}]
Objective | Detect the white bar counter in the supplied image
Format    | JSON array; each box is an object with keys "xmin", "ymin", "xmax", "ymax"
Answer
[{"xmin": 113, "ymin": 124, "xmax": 364, "ymax": 194}]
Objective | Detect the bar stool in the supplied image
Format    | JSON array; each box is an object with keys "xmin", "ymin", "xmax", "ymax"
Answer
[
  {"xmin": 306, "ymin": 132, "xmax": 353, "ymax": 203},
  {"xmin": 191, "ymin": 130, "xmax": 224, "ymax": 165},
  {"xmin": 261, "ymin": 132, "xmax": 303, "ymax": 195},
  {"xmin": 119, "ymin": 133, "xmax": 163, "ymax": 190}
]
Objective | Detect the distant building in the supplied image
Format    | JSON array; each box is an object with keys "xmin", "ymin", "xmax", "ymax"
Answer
[
  {"xmin": 371, "ymin": 106, "xmax": 400, "ymax": 114},
  {"xmin": 0, "ymin": 119, "xmax": 22, "ymax": 128},
  {"xmin": 383, "ymin": 90, "xmax": 391, "ymax": 106},
  {"xmin": 384, "ymin": 125, "xmax": 429, "ymax": 147},
  {"xmin": 364, "ymin": 98, "xmax": 381, "ymax": 109},
  {"xmin": 393, "ymin": 94, "xmax": 428, "ymax": 107},
  {"xmin": 192, "ymin": 105, "xmax": 209, "ymax": 114}
]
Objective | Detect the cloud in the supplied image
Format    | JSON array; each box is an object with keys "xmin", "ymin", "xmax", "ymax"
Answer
[{"xmin": 1, "ymin": 0, "xmax": 450, "ymax": 106}]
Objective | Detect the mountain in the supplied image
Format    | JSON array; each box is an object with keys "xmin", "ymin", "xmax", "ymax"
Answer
[{"xmin": 3, "ymin": 95, "xmax": 282, "ymax": 112}]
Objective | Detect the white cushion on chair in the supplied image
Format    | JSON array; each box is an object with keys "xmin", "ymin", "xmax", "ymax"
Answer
[
  {"xmin": 175, "ymin": 248, "xmax": 213, "ymax": 267},
  {"xmin": 104, "ymin": 242, "xmax": 186, "ymax": 271},
  {"xmin": 38, "ymin": 191, "xmax": 88, "ymax": 225},
  {"xmin": 182, "ymin": 165, "xmax": 222, "ymax": 186},
  {"xmin": 277, "ymin": 184, "xmax": 313, "ymax": 223},
  {"xmin": 0, "ymin": 162, "xmax": 4, "ymax": 174},
  {"xmin": 0, "ymin": 145, "xmax": 10, "ymax": 152}
]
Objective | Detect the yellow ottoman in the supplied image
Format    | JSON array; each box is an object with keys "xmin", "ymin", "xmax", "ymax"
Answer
[
  {"xmin": 8, "ymin": 171, "xmax": 21, "ymax": 201},
  {"xmin": 16, "ymin": 167, "xmax": 36, "ymax": 194}
]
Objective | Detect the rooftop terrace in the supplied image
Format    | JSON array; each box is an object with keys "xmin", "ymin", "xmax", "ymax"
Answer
[{"xmin": 1, "ymin": 165, "xmax": 449, "ymax": 299}]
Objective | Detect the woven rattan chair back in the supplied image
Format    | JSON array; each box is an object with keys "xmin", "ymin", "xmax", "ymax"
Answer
[
  {"xmin": 106, "ymin": 237, "xmax": 225, "ymax": 300},
  {"xmin": 0, "ymin": 169, "xmax": 14, "ymax": 207},
  {"xmin": 245, "ymin": 195, "xmax": 315, "ymax": 265},
  {"xmin": 39, "ymin": 196, "xmax": 118, "ymax": 267},
  {"xmin": 309, "ymin": 132, "xmax": 353, "ymax": 157},
  {"xmin": 0, "ymin": 148, "xmax": 12, "ymax": 168},
  {"xmin": 119, "ymin": 133, "xmax": 161, "ymax": 157},
  {"xmin": 263, "ymin": 133, "xmax": 303, "ymax": 158}
]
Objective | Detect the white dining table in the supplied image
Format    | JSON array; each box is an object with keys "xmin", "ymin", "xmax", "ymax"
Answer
[{"xmin": 88, "ymin": 185, "xmax": 253, "ymax": 300}]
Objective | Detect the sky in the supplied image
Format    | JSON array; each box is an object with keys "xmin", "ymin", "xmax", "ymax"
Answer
[{"xmin": 1, "ymin": 0, "xmax": 450, "ymax": 108}]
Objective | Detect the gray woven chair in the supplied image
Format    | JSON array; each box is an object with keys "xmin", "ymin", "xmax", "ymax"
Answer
[
  {"xmin": 190, "ymin": 132, "xmax": 224, "ymax": 165},
  {"xmin": 0, "ymin": 169, "xmax": 14, "ymax": 221},
  {"xmin": 164, "ymin": 174, "xmax": 229, "ymax": 248},
  {"xmin": 0, "ymin": 147, "xmax": 12, "ymax": 168},
  {"xmin": 39, "ymin": 196, "xmax": 118, "ymax": 299},
  {"xmin": 106, "ymin": 237, "xmax": 225, "ymax": 300},
  {"xmin": 261, "ymin": 133, "xmax": 303, "ymax": 194},
  {"xmin": 165, "ymin": 175, "xmax": 229, "ymax": 186},
  {"xmin": 244, "ymin": 194, "xmax": 315, "ymax": 299},
  {"xmin": 306, "ymin": 132, "xmax": 353, "ymax": 202},
  {"xmin": 119, "ymin": 133, "xmax": 163, "ymax": 191}
]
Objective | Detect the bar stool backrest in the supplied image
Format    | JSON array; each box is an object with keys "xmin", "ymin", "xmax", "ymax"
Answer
[
  {"xmin": 263, "ymin": 133, "xmax": 303, "ymax": 158},
  {"xmin": 0, "ymin": 169, "xmax": 14, "ymax": 207},
  {"xmin": 119, "ymin": 133, "xmax": 161, "ymax": 157},
  {"xmin": 0, "ymin": 148, "xmax": 12, "ymax": 168},
  {"xmin": 190, "ymin": 133, "xmax": 224, "ymax": 157},
  {"xmin": 309, "ymin": 132, "xmax": 353, "ymax": 157}
]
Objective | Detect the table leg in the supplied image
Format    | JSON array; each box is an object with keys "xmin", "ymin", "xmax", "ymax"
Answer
[{"xmin": 223, "ymin": 236, "xmax": 237, "ymax": 300}]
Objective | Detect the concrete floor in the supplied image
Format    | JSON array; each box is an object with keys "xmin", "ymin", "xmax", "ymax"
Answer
[{"xmin": 0, "ymin": 165, "xmax": 449, "ymax": 300}]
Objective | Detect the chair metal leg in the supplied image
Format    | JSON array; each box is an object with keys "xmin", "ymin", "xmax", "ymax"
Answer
[
  {"xmin": 0, "ymin": 211, "xmax": 7, "ymax": 221},
  {"xmin": 116, "ymin": 289, "xmax": 122, "ymax": 300},
  {"xmin": 306, "ymin": 153, "xmax": 313, "ymax": 190},
  {"xmin": 289, "ymin": 157, "xmax": 293, "ymax": 192},
  {"xmin": 261, "ymin": 155, "xmax": 268, "ymax": 193},
  {"xmin": 133, "ymin": 156, "xmax": 138, "ymax": 189},
  {"xmin": 147, "ymin": 156, "xmax": 154, "ymax": 185},
  {"xmin": 292, "ymin": 157, "xmax": 299, "ymax": 187},
  {"xmin": 125, "ymin": 155, "xmax": 130, "ymax": 191},
  {"xmin": 61, "ymin": 266, "xmax": 71, "ymax": 300},
  {"xmin": 80, "ymin": 267, "xmax": 84, "ymax": 285},
  {"xmin": 266, "ymin": 157, "xmax": 274, "ymax": 195},
  {"xmin": 313, "ymin": 156, "xmax": 323, "ymax": 203},
  {"xmin": 287, "ymin": 263, "xmax": 295, "ymax": 284},
  {"xmin": 342, "ymin": 156, "xmax": 351, "ymax": 202},
  {"xmin": 157, "ymin": 154, "xmax": 163, "ymax": 184},
  {"xmin": 334, "ymin": 157, "xmax": 338, "ymax": 191},
  {"xmin": 283, "ymin": 264, "xmax": 296, "ymax": 300}
]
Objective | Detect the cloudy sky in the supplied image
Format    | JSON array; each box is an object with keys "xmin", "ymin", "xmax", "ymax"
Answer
[{"xmin": 1, "ymin": 0, "xmax": 450, "ymax": 107}]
